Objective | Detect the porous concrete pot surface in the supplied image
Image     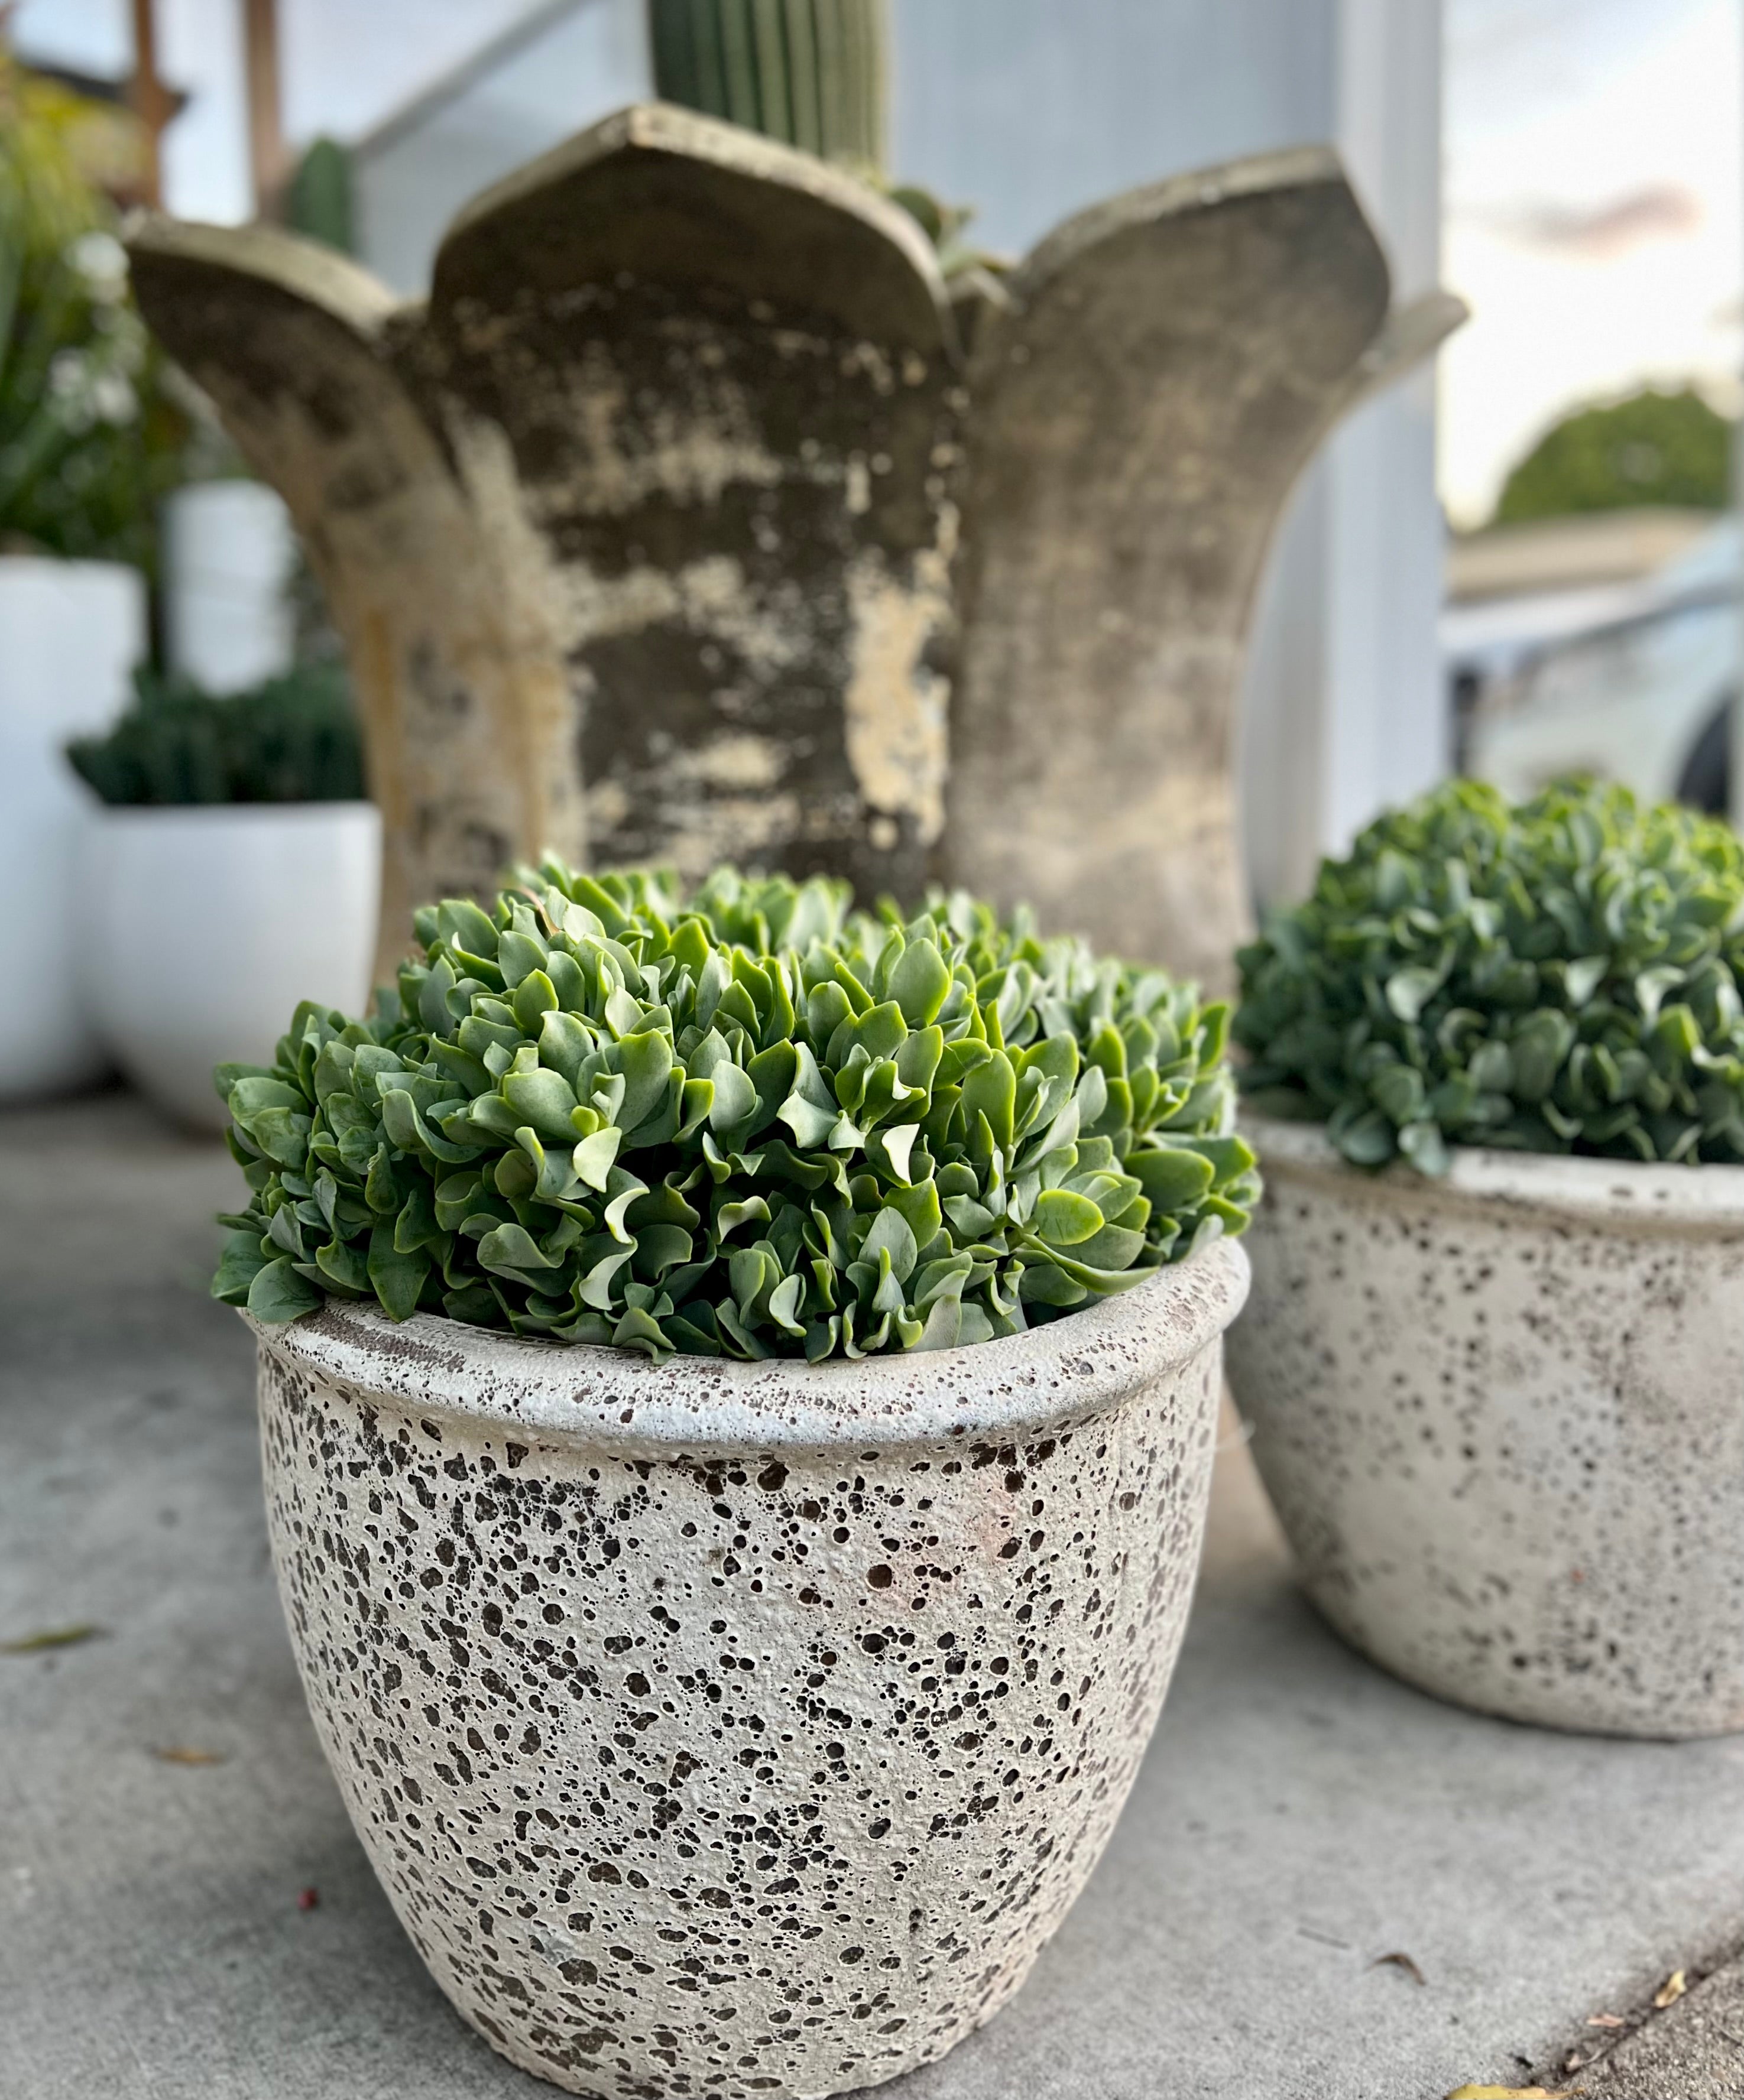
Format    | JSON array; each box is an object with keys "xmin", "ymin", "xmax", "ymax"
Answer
[
  {"xmin": 1228, "ymin": 1114, "xmax": 1744, "ymax": 1737},
  {"xmin": 249, "ymin": 1241, "xmax": 1248, "ymax": 2099}
]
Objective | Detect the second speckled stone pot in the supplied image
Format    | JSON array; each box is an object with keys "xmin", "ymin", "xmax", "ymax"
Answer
[
  {"xmin": 248, "ymin": 1241, "xmax": 1247, "ymax": 2100},
  {"xmin": 1228, "ymin": 1114, "xmax": 1744, "ymax": 1737}
]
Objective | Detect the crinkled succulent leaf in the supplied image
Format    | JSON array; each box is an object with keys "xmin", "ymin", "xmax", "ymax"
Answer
[
  {"xmin": 1234, "ymin": 777, "xmax": 1744, "ymax": 1173},
  {"xmin": 216, "ymin": 864, "xmax": 1257, "ymax": 1358}
]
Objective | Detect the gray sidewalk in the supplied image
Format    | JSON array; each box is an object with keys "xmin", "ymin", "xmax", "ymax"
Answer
[{"xmin": 3, "ymin": 1093, "xmax": 1740, "ymax": 2099}]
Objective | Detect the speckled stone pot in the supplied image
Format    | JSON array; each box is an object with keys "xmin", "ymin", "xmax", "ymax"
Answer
[
  {"xmin": 1228, "ymin": 1114, "xmax": 1744, "ymax": 1737},
  {"xmin": 247, "ymin": 1241, "xmax": 1247, "ymax": 2099}
]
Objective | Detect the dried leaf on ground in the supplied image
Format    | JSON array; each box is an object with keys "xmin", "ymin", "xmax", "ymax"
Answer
[
  {"xmin": 1, "ymin": 1624, "xmax": 101, "ymax": 1653},
  {"xmin": 1372, "ymin": 1950, "xmax": 1427, "ymax": 1985},
  {"xmin": 151, "ymin": 1745, "xmax": 225, "ymax": 1765},
  {"xmin": 1653, "ymin": 1968, "xmax": 1687, "ymax": 2010},
  {"xmin": 1586, "ymin": 2013, "xmax": 1625, "ymax": 2028},
  {"xmin": 1444, "ymin": 2085, "xmax": 1572, "ymax": 2099}
]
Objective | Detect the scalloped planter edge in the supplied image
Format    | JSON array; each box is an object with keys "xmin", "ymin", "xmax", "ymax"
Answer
[
  {"xmin": 248, "ymin": 1240, "xmax": 1249, "ymax": 2099},
  {"xmin": 1227, "ymin": 1113, "xmax": 1744, "ymax": 1737}
]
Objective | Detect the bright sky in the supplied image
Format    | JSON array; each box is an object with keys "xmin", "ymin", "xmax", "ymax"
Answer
[
  {"xmin": 1442, "ymin": 0, "xmax": 1742, "ymax": 524},
  {"xmin": 15, "ymin": 0, "xmax": 1744, "ymax": 530}
]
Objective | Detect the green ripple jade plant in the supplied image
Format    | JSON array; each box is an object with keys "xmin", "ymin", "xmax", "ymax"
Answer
[
  {"xmin": 1234, "ymin": 776, "xmax": 1744, "ymax": 1173},
  {"xmin": 213, "ymin": 862, "xmax": 1257, "ymax": 1360}
]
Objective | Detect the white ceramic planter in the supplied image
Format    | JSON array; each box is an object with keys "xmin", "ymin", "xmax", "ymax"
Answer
[
  {"xmin": 82, "ymin": 802, "xmax": 381, "ymax": 1129},
  {"xmin": 1227, "ymin": 1114, "xmax": 1744, "ymax": 1737},
  {"xmin": 0, "ymin": 555, "xmax": 145, "ymax": 1099},
  {"xmin": 248, "ymin": 1242, "xmax": 1249, "ymax": 2100},
  {"xmin": 163, "ymin": 479, "xmax": 295, "ymax": 693}
]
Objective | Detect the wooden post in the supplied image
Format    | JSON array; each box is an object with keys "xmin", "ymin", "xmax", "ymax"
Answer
[
  {"xmin": 242, "ymin": 0, "xmax": 287, "ymax": 220},
  {"xmin": 128, "ymin": 0, "xmax": 171, "ymax": 209}
]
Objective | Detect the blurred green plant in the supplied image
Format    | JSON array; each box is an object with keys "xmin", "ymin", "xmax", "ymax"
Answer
[
  {"xmin": 879, "ymin": 177, "xmax": 1007, "ymax": 283},
  {"xmin": 286, "ymin": 138, "xmax": 353, "ymax": 255},
  {"xmin": 1492, "ymin": 387, "xmax": 1732, "ymax": 527},
  {"xmin": 67, "ymin": 661, "xmax": 365, "ymax": 805},
  {"xmin": 649, "ymin": 0, "xmax": 887, "ymax": 167},
  {"xmin": 0, "ymin": 61, "xmax": 189, "ymax": 569},
  {"xmin": 1234, "ymin": 777, "xmax": 1744, "ymax": 1174},
  {"xmin": 213, "ymin": 865, "xmax": 1257, "ymax": 1358},
  {"xmin": 646, "ymin": 0, "xmax": 1004, "ymax": 279}
]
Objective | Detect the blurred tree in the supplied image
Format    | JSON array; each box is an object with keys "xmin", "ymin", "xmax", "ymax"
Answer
[
  {"xmin": 0, "ymin": 56, "xmax": 188, "ymax": 571},
  {"xmin": 1493, "ymin": 387, "xmax": 1733, "ymax": 526}
]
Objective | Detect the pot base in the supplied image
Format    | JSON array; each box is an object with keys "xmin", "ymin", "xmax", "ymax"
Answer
[
  {"xmin": 254, "ymin": 1250, "xmax": 1246, "ymax": 2096},
  {"xmin": 1230, "ymin": 1117, "xmax": 1744, "ymax": 1740}
]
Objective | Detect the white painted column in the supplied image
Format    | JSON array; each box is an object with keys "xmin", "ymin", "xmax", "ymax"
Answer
[
  {"xmin": 889, "ymin": 0, "xmax": 1447, "ymax": 921},
  {"xmin": 1240, "ymin": 0, "xmax": 1447, "ymax": 909},
  {"xmin": 164, "ymin": 481, "xmax": 297, "ymax": 694}
]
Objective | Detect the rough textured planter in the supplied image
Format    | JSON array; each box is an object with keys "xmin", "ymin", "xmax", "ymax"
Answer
[
  {"xmin": 128, "ymin": 106, "xmax": 1459, "ymax": 992},
  {"xmin": 249, "ymin": 1241, "xmax": 1248, "ymax": 2098},
  {"xmin": 1227, "ymin": 1114, "xmax": 1744, "ymax": 1738},
  {"xmin": 82, "ymin": 802, "xmax": 380, "ymax": 1129},
  {"xmin": 0, "ymin": 556, "xmax": 145, "ymax": 1101}
]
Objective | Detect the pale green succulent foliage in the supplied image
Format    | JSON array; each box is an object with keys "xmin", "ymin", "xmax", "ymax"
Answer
[
  {"xmin": 1236, "ymin": 777, "xmax": 1744, "ymax": 1173},
  {"xmin": 214, "ymin": 864, "xmax": 1257, "ymax": 1361}
]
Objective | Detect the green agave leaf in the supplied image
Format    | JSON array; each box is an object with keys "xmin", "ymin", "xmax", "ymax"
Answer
[
  {"xmin": 1031, "ymin": 1187, "xmax": 1104, "ymax": 1247},
  {"xmin": 212, "ymin": 1229, "xmax": 271, "ymax": 1304},
  {"xmin": 889, "ymin": 937, "xmax": 952, "ymax": 1028},
  {"xmin": 1129, "ymin": 1145, "xmax": 1215, "ymax": 1209},
  {"xmin": 315, "ymin": 1236, "xmax": 371, "ymax": 1294},
  {"xmin": 368, "ymin": 1226, "xmax": 430, "ymax": 1320},
  {"xmin": 246, "ymin": 1255, "xmax": 322, "ymax": 1323}
]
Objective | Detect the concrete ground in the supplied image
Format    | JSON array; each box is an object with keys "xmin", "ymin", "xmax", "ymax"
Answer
[{"xmin": 3, "ymin": 1091, "xmax": 1741, "ymax": 2100}]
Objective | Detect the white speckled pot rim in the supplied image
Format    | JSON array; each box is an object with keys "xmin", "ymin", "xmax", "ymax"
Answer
[
  {"xmin": 244, "ymin": 1238, "xmax": 1249, "ymax": 1456},
  {"xmin": 1244, "ymin": 1111, "xmax": 1744, "ymax": 1234}
]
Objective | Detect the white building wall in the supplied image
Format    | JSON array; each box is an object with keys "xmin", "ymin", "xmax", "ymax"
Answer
[
  {"xmin": 1244, "ymin": 0, "xmax": 1447, "ymax": 908},
  {"xmin": 351, "ymin": 0, "xmax": 651, "ymax": 297},
  {"xmin": 887, "ymin": 0, "xmax": 1336, "ymax": 254}
]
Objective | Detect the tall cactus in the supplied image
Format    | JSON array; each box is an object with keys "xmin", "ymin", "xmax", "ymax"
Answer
[{"xmin": 648, "ymin": 0, "xmax": 887, "ymax": 169}]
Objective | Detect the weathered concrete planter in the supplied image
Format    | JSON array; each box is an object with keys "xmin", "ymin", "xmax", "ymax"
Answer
[
  {"xmin": 129, "ymin": 106, "xmax": 1461, "ymax": 994},
  {"xmin": 249, "ymin": 1242, "xmax": 1247, "ymax": 2098},
  {"xmin": 1227, "ymin": 1114, "xmax": 1744, "ymax": 1737}
]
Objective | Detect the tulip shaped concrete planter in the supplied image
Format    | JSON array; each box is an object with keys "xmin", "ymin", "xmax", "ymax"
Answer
[
  {"xmin": 1228, "ymin": 1115, "xmax": 1744, "ymax": 1738},
  {"xmin": 128, "ymin": 105, "xmax": 1461, "ymax": 995},
  {"xmin": 248, "ymin": 1242, "xmax": 1246, "ymax": 2098}
]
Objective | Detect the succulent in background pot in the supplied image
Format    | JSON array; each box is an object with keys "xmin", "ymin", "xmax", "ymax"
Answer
[
  {"xmin": 218, "ymin": 862, "xmax": 1255, "ymax": 2097},
  {"xmin": 1227, "ymin": 778, "xmax": 1744, "ymax": 1737},
  {"xmin": 70, "ymin": 661, "xmax": 378, "ymax": 1130}
]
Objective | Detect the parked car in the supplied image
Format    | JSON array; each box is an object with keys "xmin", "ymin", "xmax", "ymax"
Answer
[{"xmin": 1456, "ymin": 514, "xmax": 1739, "ymax": 814}]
